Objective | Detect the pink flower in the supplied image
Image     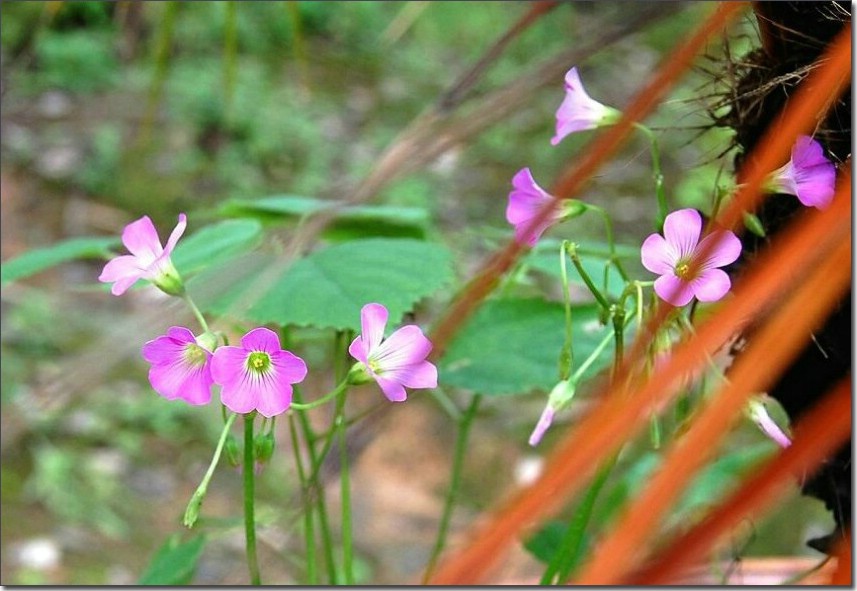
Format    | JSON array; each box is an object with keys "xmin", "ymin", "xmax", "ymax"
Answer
[
  {"xmin": 766, "ymin": 135, "xmax": 836, "ymax": 209},
  {"xmin": 99, "ymin": 214, "xmax": 187, "ymax": 296},
  {"xmin": 506, "ymin": 168, "xmax": 560, "ymax": 246},
  {"xmin": 641, "ymin": 208, "xmax": 742, "ymax": 307},
  {"xmin": 142, "ymin": 326, "xmax": 215, "ymax": 405},
  {"xmin": 551, "ymin": 67, "xmax": 621, "ymax": 146},
  {"xmin": 211, "ymin": 327, "xmax": 308, "ymax": 417},
  {"xmin": 348, "ymin": 303, "xmax": 437, "ymax": 402}
]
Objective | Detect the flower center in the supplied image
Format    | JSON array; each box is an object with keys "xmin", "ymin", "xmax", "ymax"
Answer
[
  {"xmin": 248, "ymin": 351, "xmax": 272, "ymax": 374},
  {"xmin": 367, "ymin": 358, "xmax": 383, "ymax": 374},
  {"xmin": 184, "ymin": 343, "xmax": 208, "ymax": 366},
  {"xmin": 674, "ymin": 261, "xmax": 692, "ymax": 280}
]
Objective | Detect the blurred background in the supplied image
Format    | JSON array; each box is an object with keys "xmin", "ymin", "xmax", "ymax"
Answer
[{"xmin": 0, "ymin": 1, "xmax": 835, "ymax": 584}]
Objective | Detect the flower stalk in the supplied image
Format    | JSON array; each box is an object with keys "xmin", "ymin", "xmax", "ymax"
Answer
[
  {"xmin": 183, "ymin": 411, "xmax": 238, "ymax": 528},
  {"xmin": 243, "ymin": 413, "xmax": 262, "ymax": 585}
]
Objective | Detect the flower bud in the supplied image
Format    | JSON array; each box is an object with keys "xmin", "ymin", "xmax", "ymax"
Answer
[
  {"xmin": 224, "ymin": 434, "xmax": 241, "ymax": 468},
  {"xmin": 254, "ymin": 431, "xmax": 275, "ymax": 465}
]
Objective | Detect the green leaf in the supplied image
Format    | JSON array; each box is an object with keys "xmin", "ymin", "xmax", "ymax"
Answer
[
  {"xmin": 172, "ymin": 218, "xmax": 263, "ymax": 276},
  {"xmin": 524, "ymin": 520, "xmax": 567, "ymax": 564},
  {"xmin": 1, "ymin": 237, "xmax": 119, "ymax": 286},
  {"xmin": 439, "ymin": 298, "xmax": 614, "ymax": 396},
  {"xmin": 190, "ymin": 238, "xmax": 453, "ymax": 331},
  {"xmin": 218, "ymin": 195, "xmax": 430, "ymax": 239},
  {"xmin": 138, "ymin": 534, "xmax": 206, "ymax": 585}
]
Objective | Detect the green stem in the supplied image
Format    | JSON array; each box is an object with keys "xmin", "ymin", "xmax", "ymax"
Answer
[
  {"xmin": 243, "ymin": 413, "xmax": 262, "ymax": 585},
  {"xmin": 633, "ymin": 122, "xmax": 668, "ymax": 231},
  {"xmin": 183, "ymin": 293, "xmax": 210, "ymax": 334},
  {"xmin": 611, "ymin": 306, "xmax": 626, "ymax": 378},
  {"xmin": 559, "ymin": 241, "xmax": 574, "ymax": 380},
  {"xmin": 335, "ymin": 388, "xmax": 355, "ymax": 584},
  {"xmin": 293, "ymin": 389, "xmax": 339, "ymax": 584},
  {"xmin": 583, "ymin": 204, "xmax": 629, "ymax": 282},
  {"xmin": 571, "ymin": 330, "xmax": 614, "ymax": 383},
  {"xmin": 422, "ymin": 394, "xmax": 482, "ymax": 583},
  {"xmin": 288, "ymin": 413, "xmax": 317, "ymax": 584},
  {"xmin": 566, "ymin": 243, "xmax": 611, "ymax": 312},
  {"xmin": 290, "ymin": 381, "xmax": 348, "ymax": 411},
  {"xmin": 182, "ymin": 411, "xmax": 237, "ymax": 528},
  {"xmin": 540, "ymin": 454, "xmax": 619, "ymax": 584}
]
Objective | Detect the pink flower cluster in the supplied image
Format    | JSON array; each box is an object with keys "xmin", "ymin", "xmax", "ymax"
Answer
[
  {"xmin": 101, "ymin": 215, "xmax": 437, "ymax": 417},
  {"xmin": 506, "ymin": 67, "xmax": 618, "ymax": 247}
]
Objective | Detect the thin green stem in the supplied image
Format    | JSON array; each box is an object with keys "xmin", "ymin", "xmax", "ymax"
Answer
[
  {"xmin": 422, "ymin": 394, "xmax": 482, "ymax": 583},
  {"xmin": 559, "ymin": 241, "xmax": 574, "ymax": 380},
  {"xmin": 183, "ymin": 293, "xmax": 210, "ymax": 334},
  {"xmin": 335, "ymin": 389, "xmax": 355, "ymax": 584},
  {"xmin": 633, "ymin": 122, "xmax": 668, "ymax": 230},
  {"xmin": 293, "ymin": 389, "xmax": 339, "ymax": 584},
  {"xmin": 288, "ymin": 413, "xmax": 317, "ymax": 584},
  {"xmin": 566, "ymin": 243, "xmax": 611, "ymax": 312},
  {"xmin": 182, "ymin": 412, "xmax": 237, "ymax": 528},
  {"xmin": 611, "ymin": 306, "xmax": 626, "ymax": 377},
  {"xmin": 290, "ymin": 381, "xmax": 348, "ymax": 411},
  {"xmin": 571, "ymin": 330, "xmax": 614, "ymax": 383},
  {"xmin": 243, "ymin": 413, "xmax": 262, "ymax": 586},
  {"xmin": 540, "ymin": 454, "xmax": 619, "ymax": 584},
  {"xmin": 583, "ymin": 204, "xmax": 629, "ymax": 282}
]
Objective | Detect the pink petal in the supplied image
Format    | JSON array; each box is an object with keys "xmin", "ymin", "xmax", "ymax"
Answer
[
  {"xmin": 507, "ymin": 168, "xmax": 556, "ymax": 246},
  {"xmin": 99, "ymin": 255, "xmax": 146, "ymax": 294},
  {"xmin": 148, "ymin": 363, "xmax": 212, "ymax": 405},
  {"xmin": 371, "ymin": 325, "xmax": 432, "ymax": 371},
  {"xmin": 163, "ymin": 213, "xmax": 188, "ymax": 256},
  {"xmin": 795, "ymin": 163, "xmax": 835, "ymax": 209},
  {"xmin": 384, "ymin": 360, "xmax": 438, "ymax": 390},
  {"xmin": 211, "ymin": 345, "xmax": 250, "ymax": 387},
  {"xmin": 506, "ymin": 169, "xmax": 551, "ymax": 223},
  {"xmin": 142, "ymin": 328, "xmax": 213, "ymax": 405},
  {"xmin": 271, "ymin": 350, "xmax": 308, "ymax": 385},
  {"xmin": 141, "ymin": 328, "xmax": 194, "ymax": 364},
  {"xmin": 662, "ymin": 208, "xmax": 701, "ymax": 260},
  {"xmin": 640, "ymin": 234, "xmax": 675, "ymax": 275},
  {"xmin": 360, "ymin": 303, "xmax": 388, "ymax": 355},
  {"xmin": 121, "ymin": 216, "xmax": 163, "ymax": 262},
  {"xmin": 528, "ymin": 405, "xmax": 555, "ymax": 447},
  {"xmin": 374, "ymin": 375, "xmax": 407, "ymax": 402},
  {"xmin": 690, "ymin": 268, "xmax": 731, "ymax": 303},
  {"xmin": 695, "ymin": 230, "xmax": 742, "ymax": 270},
  {"xmin": 791, "ymin": 135, "xmax": 829, "ymax": 169},
  {"xmin": 753, "ymin": 408, "xmax": 792, "ymax": 448},
  {"xmin": 654, "ymin": 274, "xmax": 695, "ymax": 307},
  {"xmin": 348, "ymin": 336, "xmax": 370, "ymax": 366},
  {"xmin": 220, "ymin": 382, "xmax": 258, "ymax": 415},
  {"xmin": 550, "ymin": 67, "xmax": 605, "ymax": 145},
  {"xmin": 240, "ymin": 327, "xmax": 281, "ymax": 354},
  {"xmin": 253, "ymin": 374, "xmax": 293, "ymax": 418}
]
